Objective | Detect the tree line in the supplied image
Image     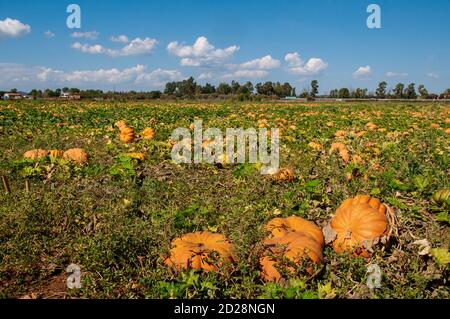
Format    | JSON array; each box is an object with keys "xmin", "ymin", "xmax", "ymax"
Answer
[{"xmin": 2, "ymin": 78, "xmax": 449, "ymax": 100}]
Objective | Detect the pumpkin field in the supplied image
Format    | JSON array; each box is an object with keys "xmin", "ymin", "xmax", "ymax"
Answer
[{"xmin": 0, "ymin": 100, "xmax": 449, "ymax": 299}]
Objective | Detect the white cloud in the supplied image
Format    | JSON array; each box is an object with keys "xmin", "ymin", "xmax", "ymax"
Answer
[
  {"xmin": 44, "ymin": 30, "xmax": 55, "ymax": 38},
  {"xmin": 223, "ymin": 69, "xmax": 269, "ymax": 79},
  {"xmin": 0, "ymin": 18, "xmax": 31, "ymax": 38},
  {"xmin": 0, "ymin": 63, "xmax": 182, "ymax": 90},
  {"xmin": 71, "ymin": 31, "xmax": 99, "ymax": 40},
  {"xmin": 110, "ymin": 35, "xmax": 129, "ymax": 43},
  {"xmin": 198, "ymin": 72, "xmax": 213, "ymax": 80},
  {"xmin": 427, "ymin": 72, "xmax": 439, "ymax": 79},
  {"xmin": 285, "ymin": 52, "xmax": 328, "ymax": 76},
  {"xmin": 240, "ymin": 55, "xmax": 280, "ymax": 70},
  {"xmin": 353, "ymin": 65, "xmax": 372, "ymax": 78},
  {"xmin": 136, "ymin": 68, "xmax": 185, "ymax": 86},
  {"xmin": 386, "ymin": 71, "xmax": 408, "ymax": 77},
  {"xmin": 72, "ymin": 37, "xmax": 157, "ymax": 57},
  {"xmin": 167, "ymin": 36, "xmax": 239, "ymax": 66}
]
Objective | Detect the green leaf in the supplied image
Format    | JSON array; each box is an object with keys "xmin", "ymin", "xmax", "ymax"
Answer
[{"xmin": 431, "ymin": 248, "xmax": 450, "ymax": 267}]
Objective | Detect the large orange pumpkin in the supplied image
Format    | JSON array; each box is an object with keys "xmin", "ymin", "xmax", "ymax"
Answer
[
  {"xmin": 63, "ymin": 148, "xmax": 88, "ymax": 165},
  {"xmin": 120, "ymin": 127, "xmax": 135, "ymax": 144},
  {"xmin": 260, "ymin": 232, "xmax": 323, "ymax": 282},
  {"xmin": 266, "ymin": 216, "xmax": 324, "ymax": 246},
  {"xmin": 164, "ymin": 231, "xmax": 236, "ymax": 272},
  {"xmin": 329, "ymin": 195, "xmax": 395, "ymax": 257}
]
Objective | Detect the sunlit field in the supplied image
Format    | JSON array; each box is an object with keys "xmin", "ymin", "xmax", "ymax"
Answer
[{"xmin": 0, "ymin": 100, "xmax": 449, "ymax": 299}]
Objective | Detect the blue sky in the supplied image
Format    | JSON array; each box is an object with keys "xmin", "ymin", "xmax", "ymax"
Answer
[{"xmin": 0, "ymin": 0, "xmax": 449, "ymax": 93}]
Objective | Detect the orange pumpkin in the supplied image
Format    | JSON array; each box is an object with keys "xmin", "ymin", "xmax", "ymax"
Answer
[
  {"xmin": 120, "ymin": 127, "xmax": 135, "ymax": 144},
  {"xmin": 63, "ymin": 148, "xmax": 88, "ymax": 165},
  {"xmin": 115, "ymin": 120, "xmax": 128, "ymax": 131},
  {"xmin": 329, "ymin": 195, "xmax": 395, "ymax": 257},
  {"xmin": 260, "ymin": 232, "xmax": 323, "ymax": 282},
  {"xmin": 23, "ymin": 149, "xmax": 49, "ymax": 160},
  {"xmin": 272, "ymin": 168, "xmax": 294, "ymax": 182},
  {"xmin": 126, "ymin": 152, "xmax": 145, "ymax": 161},
  {"xmin": 330, "ymin": 142, "xmax": 350, "ymax": 162},
  {"xmin": 164, "ymin": 231, "xmax": 236, "ymax": 272},
  {"xmin": 266, "ymin": 216, "xmax": 324, "ymax": 246},
  {"xmin": 142, "ymin": 128, "xmax": 155, "ymax": 140}
]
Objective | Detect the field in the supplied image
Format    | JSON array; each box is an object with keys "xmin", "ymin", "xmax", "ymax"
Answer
[{"xmin": 0, "ymin": 100, "xmax": 449, "ymax": 299}]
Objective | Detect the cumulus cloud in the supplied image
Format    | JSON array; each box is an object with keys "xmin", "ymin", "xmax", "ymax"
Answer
[
  {"xmin": 386, "ymin": 71, "xmax": 408, "ymax": 77},
  {"xmin": 0, "ymin": 18, "xmax": 31, "ymax": 38},
  {"xmin": 72, "ymin": 37, "xmax": 157, "ymax": 57},
  {"xmin": 136, "ymin": 68, "xmax": 185, "ymax": 86},
  {"xmin": 198, "ymin": 72, "xmax": 213, "ymax": 80},
  {"xmin": 353, "ymin": 65, "xmax": 372, "ymax": 78},
  {"xmin": 44, "ymin": 30, "xmax": 55, "ymax": 38},
  {"xmin": 285, "ymin": 52, "xmax": 328, "ymax": 76},
  {"xmin": 427, "ymin": 72, "xmax": 439, "ymax": 79},
  {"xmin": 0, "ymin": 63, "xmax": 182, "ymax": 90},
  {"xmin": 240, "ymin": 55, "xmax": 280, "ymax": 70},
  {"xmin": 71, "ymin": 31, "xmax": 99, "ymax": 40},
  {"xmin": 223, "ymin": 69, "xmax": 269, "ymax": 79},
  {"xmin": 167, "ymin": 36, "xmax": 239, "ymax": 66},
  {"xmin": 110, "ymin": 35, "xmax": 129, "ymax": 43}
]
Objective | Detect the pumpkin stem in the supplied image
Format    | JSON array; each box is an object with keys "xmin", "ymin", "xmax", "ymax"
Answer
[{"xmin": 1, "ymin": 175, "xmax": 10, "ymax": 194}]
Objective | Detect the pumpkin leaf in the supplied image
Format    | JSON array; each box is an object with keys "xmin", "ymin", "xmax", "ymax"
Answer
[{"xmin": 430, "ymin": 248, "xmax": 450, "ymax": 267}]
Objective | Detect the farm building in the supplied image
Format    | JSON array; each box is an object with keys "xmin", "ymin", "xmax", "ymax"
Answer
[
  {"xmin": 60, "ymin": 92, "xmax": 81, "ymax": 100},
  {"xmin": 3, "ymin": 92, "xmax": 23, "ymax": 100}
]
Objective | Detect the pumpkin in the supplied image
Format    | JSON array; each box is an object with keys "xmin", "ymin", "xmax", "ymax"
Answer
[
  {"xmin": 23, "ymin": 149, "xmax": 48, "ymax": 160},
  {"xmin": 49, "ymin": 149, "xmax": 64, "ymax": 158},
  {"xmin": 115, "ymin": 120, "xmax": 128, "ymax": 131},
  {"xmin": 63, "ymin": 148, "xmax": 88, "ymax": 165},
  {"xmin": 120, "ymin": 127, "xmax": 135, "ymax": 144},
  {"xmin": 272, "ymin": 168, "xmax": 294, "ymax": 182},
  {"xmin": 266, "ymin": 216, "xmax": 324, "ymax": 246},
  {"xmin": 335, "ymin": 130, "xmax": 347, "ymax": 138},
  {"xmin": 164, "ymin": 231, "xmax": 236, "ymax": 272},
  {"xmin": 308, "ymin": 142, "xmax": 323, "ymax": 151},
  {"xmin": 330, "ymin": 142, "xmax": 350, "ymax": 162},
  {"xmin": 260, "ymin": 232, "xmax": 323, "ymax": 282},
  {"xmin": 430, "ymin": 189, "xmax": 450, "ymax": 206},
  {"xmin": 328, "ymin": 195, "xmax": 396, "ymax": 257},
  {"xmin": 366, "ymin": 122, "xmax": 378, "ymax": 130},
  {"xmin": 126, "ymin": 152, "xmax": 145, "ymax": 161},
  {"xmin": 142, "ymin": 128, "xmax": 155, "ymax": 140}
]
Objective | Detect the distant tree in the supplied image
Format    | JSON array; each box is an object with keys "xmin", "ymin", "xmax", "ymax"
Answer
[
  {"xmin": 375, "ymin": 81, "xmax": 387, "ymax": 98},
  {"xmin": 10, "ymin": 88, "xmax": 18, "ymax": 93},
  {"xmin": 393, "ymin": 83, "xmax": 404, "ymax": 98},
  {"xmin": 217, "ymin": 83, "xmax": 232, "ymax": 95},
  {"xmin": 62, "ymin": 87, "xmax": 69, "ymax": 93},
  {"xmin": 148, "ymin": 91, "xmax": 161, "ymax": 99},
  {"xmin": 329, "ymin": 89, "xmax": 338, "ymax": 98},
  {"xmin": 231, "ymin": 80, "xmax": 241, "ymax": 94},
  {"xmin": 177, "ymin": 77, "xmax": 197, "ymax": 97},
  {"xmin": 243, "ymin": 81, "xmax": 254, "ymax": 94},
  {"xmin": 299, "ymin": 88, "xmax": 309, "ymax": 98},
  {"xmin": 338, "ymin": 88, "xmax": 350, "ymax": 98},
  {"xmin": 262, "ymin": 82, "xmax": 275, "ymax": 96},
  {"xmin": 418, "ymin": 84, "xmax": 428, "ymax": 99},
  {"xmin": 164, "ymin": 82, "xmax": 177, "ymax": 95},
  {"xmin": 310, "ymin": 80, "xmax": 319, "ymax": 97},
  {"xmin": 55, "ymin": 88, "xmax": 62, "ymax": 96},
  {"xmin": 352, "ymin": 88, "xmax": 368, "ymax": 99},
  {"xmin": 200, "ymin": 83, "xmax": 216, "ymax": 94},
  {"xmin": 30, "ymin": 89, "xmax": 38, "ymax": 100},
  {"xmin": 404, "ymin": 83, "xmax": 417, "ymax": 99}
]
